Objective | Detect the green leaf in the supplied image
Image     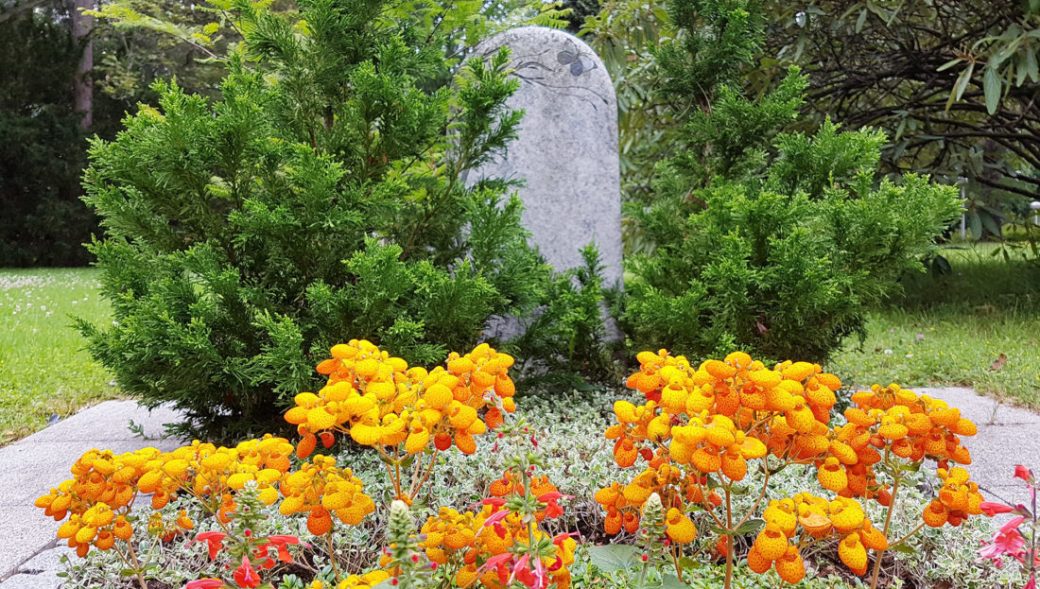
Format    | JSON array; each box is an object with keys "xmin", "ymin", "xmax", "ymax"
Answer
[
  {"xmin": 969, "ymin": 211, "xmax": 983, "ymax": 240},
  {"xmin": 946, "ymin": 62, "xmax": 975, "ymax": 111},
  {"xmin": 732, "ymin": 518, "xmax": 765, "ymax": 536},
  {"xmin": 981, "ymin": 211, "xmax": 1002, "ymax": 236},
  {"xmin": 586, "ymin": 544, "xmax": 641, "ymax": 573},
  {"xmin": 1025, "ymin": 47, "xmax": 1039, "ymax": 82},
  {"xmin": 890, "ymin": 542, "xmax": 915, "ymax": 554},
  {"xmin": 984, "ymin": 66, "xmax": 1002, "ymax": 114},
  {"xmin": 662, "ymin": 574, "xmax": 690, "ymax": 589}
]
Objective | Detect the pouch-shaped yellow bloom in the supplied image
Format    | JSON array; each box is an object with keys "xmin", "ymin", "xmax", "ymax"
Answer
[
  {"xmin": 781, "ymin": 362, "xmax": 816, "ymax": 381},
  {"xmin": 747, "ymin": 546, "xmax": 772, "ymax": 574},
  {"xmin": 775, "ymin": 546, "xmax": 805, "ymax": 583},
  {"xmin": 763, "ymin": 501, "xmax": 797, "ymax": 537},
  {"xmin": 664, "ymin": 508, "xmax": 697, "ymax": 544},
  {"xmin": 817, "ymin": 457, "xmax": 848, "ymax": 492},
  {"xmin": 349, "ymin": 423, "xmax": 382, "ymax": 446},
  {"xmin": 838, "ymin": 533, "xmax": 868, "ymax": 575},
  {"xmin": 829, "ymin": 500, "xmax": 865, "ymax": 533},
  {"xmin": 753, "ymin": 524, "xmax": 788, "ymax": 561},
  {"xmin": 307, "ymin": 408, "xmax": 337, "ymax": 432},
  {"xmin": 749, "ymin": 369, "xmax": 781, "ymax": 388},
  {"xmin": 739, "ymin": 437, "xmax": 767, "ymax": 459}
]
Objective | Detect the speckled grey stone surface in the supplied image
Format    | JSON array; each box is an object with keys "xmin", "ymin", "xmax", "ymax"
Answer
[
  {"xmin": 467, "ymin": 26, "xmax": 623, "ymax": 290},
  {"xmin": 0, "ymin": 401, "xmax": 181, "ymax": 582}
]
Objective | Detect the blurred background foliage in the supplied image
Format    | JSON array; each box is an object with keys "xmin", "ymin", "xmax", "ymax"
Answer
[{"xmin": 578, "ymin": 0, "xmax": 1040, "ymax": 256}]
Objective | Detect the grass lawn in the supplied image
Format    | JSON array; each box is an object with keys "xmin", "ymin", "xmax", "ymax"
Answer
[
  {"xmin": 829, "ymin": 242, "xmax": 1040, "ymax": 408},
  {"xmin": 0, "ymin": 268, "xmax": 118, "ymax": 444}
]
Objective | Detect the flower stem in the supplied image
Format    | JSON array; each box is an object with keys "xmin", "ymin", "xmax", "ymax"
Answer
[
  {"xmin": 870, "ymin": 464, "xmax": 902, "ymax": 589},
  {"xmin": 723, "ymin": 484, "xmax": 734, "ymax": 589},
  {"xmin": 121, "ymin": 542, "xmax": 149, "ymax": 589},
  {"xmin": 887, "ymin": 521, "xmax": 925, "ymax": 549},
  {"xmin": 326, "ymin": 531, "xmax": 341, "ymax": 582}
]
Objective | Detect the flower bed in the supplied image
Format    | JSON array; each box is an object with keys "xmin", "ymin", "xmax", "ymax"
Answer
[{"xmin": 36, "ymin": 341, "xmax": 1024, "ymax": 588}]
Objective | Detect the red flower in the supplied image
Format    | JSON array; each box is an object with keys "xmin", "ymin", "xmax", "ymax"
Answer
[
  {"xmin": 537, "ymin": 491, "xmax": 565, "ymax": 519},
  {"xmin": 256, "ymin": 534, "xmax": 301, "ymax": 566},
  {"xmin": 979, "ymin": 516, "xmax": 1027, "ymax": 567},
  {"xmin": 980, "ymin": 501, "xmax": 1015, "ymax": 516},
  {"xmin": 1015, "ymin": 465, "xmax": 1034, "ymax": 483},
  {"xmin": 479, "ymin": 552, "xmax": 513, "ymax": 586},
  {"xmin": 195, "ymin": 531, "xmax": 227, "ymax": 561},
  {"xmin": 232, "ymin": 556, "xmax": 261, "ymax": 588},
  {"xmin": 185, "ymin": 580, "xmax": 225, "ymax": 589}
]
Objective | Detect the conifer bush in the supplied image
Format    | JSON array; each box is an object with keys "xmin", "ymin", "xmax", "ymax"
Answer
[
  {"xmin": 620, "ymin": 0, "xmax": 961, "ymax": 362},
  {"xmin": 79, "ymin": 0, "xmax": 600, "ymax": 440}
]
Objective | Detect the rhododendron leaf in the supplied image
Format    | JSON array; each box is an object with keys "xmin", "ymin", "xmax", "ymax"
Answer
[{"xmin": 587, "ymin": 544, "xmax": 640, "ymax": 573}]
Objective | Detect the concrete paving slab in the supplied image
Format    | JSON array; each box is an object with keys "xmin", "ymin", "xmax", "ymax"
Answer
[
  {"xmin": 0, "ymin": 546, "xmax": 73, "ymax": 589},
  {"xmin": 27, "ymin": 401, "xmax": 180, "ymax": 442},
  {"xmin": 0, "ymin": 508, "xmax": 63, "ymax": 582},
  {"xmin": 920, "ymin": 387, "xmax": 1040, "ymax": 508},
  {"xmin": 0, "ymin": 571, "xmax": 62, "ymax": 589},
  {"xmin": 0, "ymin": 401, "xmax": 182, "ymax": 581},
  {"xmin": 16, "ymin": 547, "xmax": 74, "ymax": 575}
]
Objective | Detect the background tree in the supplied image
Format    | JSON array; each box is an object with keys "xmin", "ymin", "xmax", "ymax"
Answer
[
  {"xmin": 760, "ymin": 0, "xmax": 1040, "ymax": 239},
  {"xmin": 584, "ymin": 0, "xmax": 1040, "ymax": 244},
  {"xmin": 0, "ymin": 3, "xmax": 104, "ymax": 265},
  {"xmin": 0, "ymin": 0, "xmax": 222, "ymax": 265}
]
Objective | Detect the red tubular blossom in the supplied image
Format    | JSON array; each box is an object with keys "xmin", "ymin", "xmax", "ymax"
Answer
[
  {"xmin": 232, "ymin": 556, "xmax": 261, "ymax": 588},
  {"xmin": 980, "ymin": 501, "xmax": 1015, "ymax": 516},
  {"xmin": 195, "ymin": 531, "xmax": 227, "ymax": 561}
]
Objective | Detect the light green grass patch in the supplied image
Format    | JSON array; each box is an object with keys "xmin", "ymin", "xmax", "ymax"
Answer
[
  {"xmin": 0, "ymin": 268, "xmax": 117, "ymax": 443},
  {"xmin": 829, "ymin": 242, "xmax": 1040, "ymax": 408}
]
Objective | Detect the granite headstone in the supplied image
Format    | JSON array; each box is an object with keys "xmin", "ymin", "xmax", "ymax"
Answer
[{"xmin": 467, "ymin": 26, "xmax": 624, "ymax": 290}]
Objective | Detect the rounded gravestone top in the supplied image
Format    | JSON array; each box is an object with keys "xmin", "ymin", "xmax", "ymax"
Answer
[{"xmin": 472, "ymin": 26, "xmax": 616, "ymax": 116}]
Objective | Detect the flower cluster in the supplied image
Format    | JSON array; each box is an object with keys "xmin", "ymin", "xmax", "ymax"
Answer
[
  {"xmin": 598, "ymin": 351, "xmax": 841, "ymax": 538},
  {"xmin": 831, "ymin": 384, "xmax": 978, "ymax": 503},
  {"xmin": 750, "ymin": 493, "xmax": 886, "ymax": 581},
  {"xmin": 417, "ymin": 467, "xmax": 575, "ymax": 589},
  {"xmin": 137, "ymin": 436, "xmax": 295, "ymax": 521},
  {"xmin": 597, "ymin": 350, "xmax": 989, "ymax": 589},
  {"xmin": 923, "ymin": 466, "xmax": 984, "ymax": 527},
  {"xmin": 279, "ymin": 454, "xmax": 375, "ymax": 535},
  {"xmin": 287, "ymin": 340, "xmax": 516, "ymax": 457},
  {"xmin": 35, "ymin": 448, "xmax": 160, "ymax": 556}
]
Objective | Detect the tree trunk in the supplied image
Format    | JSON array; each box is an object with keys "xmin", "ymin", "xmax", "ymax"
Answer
[{"xmin": 71, "ymin": 0, "xmax": 93, "ymax": 130}]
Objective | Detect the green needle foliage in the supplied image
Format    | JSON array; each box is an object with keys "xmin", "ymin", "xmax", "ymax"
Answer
[
  {"xmin": 620, "ymin": 0, "xmax": 962, "ymax": 363},
  {"xmin": 79, "ymin": 0, "xmax": 602, "ymax": 440}
]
